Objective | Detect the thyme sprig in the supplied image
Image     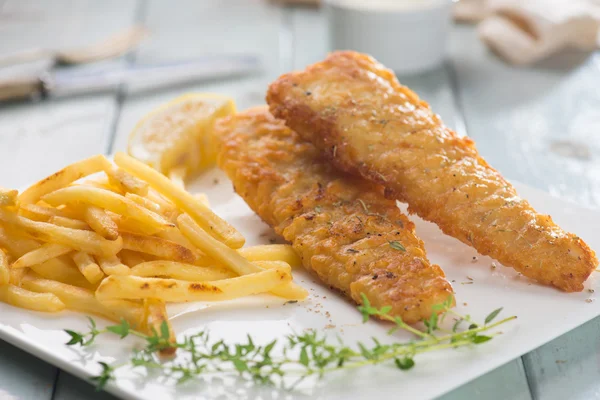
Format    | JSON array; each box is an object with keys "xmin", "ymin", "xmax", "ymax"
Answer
[{"xmin": 65, "ymin": 294, "xmax": 515, "ymax": 391}]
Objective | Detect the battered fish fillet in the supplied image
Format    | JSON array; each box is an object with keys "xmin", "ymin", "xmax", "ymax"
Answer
[
  {"xmin": 267, "ymin": 51, "xmax": 598, "ymax": 292},
  {"xmin": 216, "ymin": 107, "xmax": 453, "ymax": 323}
]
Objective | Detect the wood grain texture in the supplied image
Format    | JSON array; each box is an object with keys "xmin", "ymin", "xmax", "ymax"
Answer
[
  {"xmin": 111, "ymin": 0, "xmax": 285, "ymax": 153},
  {"xmin": 54, "ymin": 371, "xmax": 119, "ymax": 400},
  {"xmin": 523, "ymin": 318, "xmax": 600, "ymax": 400},
  {"xmin": 0, "ymin": 1, "xmax": 136, "ymax": 399},
  {"xmin": 0, "ymin": 0, "xmax": 137, "ymax": 188},
  {"xmin": 0, "ymin": 0, "xmax": 139, "ymax": 54},
  {"xmin": 450, "ymin": 25, "xmax": 600, "ymax": 209},
  {"xmin": 441, "ymin": 359, "xmax": 532, "ymax": 400},
  {"xmin": 0, "ymin": 98, "xmax": 117, "ymax": 187},
  {"xmin": 0, "ymin": 340, "xmax": 56, "ymax": 400}
]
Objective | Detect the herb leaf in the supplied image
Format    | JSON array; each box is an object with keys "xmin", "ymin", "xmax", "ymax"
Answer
[
  {"xmin": 484, "ymin": 308, "xmax": 503, "ymax": 325},
  {"xmin": 106, "ymin": 319, "xmax": 130, "ymax": 339},
  {"xmin": 389, "ymin": 241, "xmax": 406, "ymax": 252},
  {"xmin": 395, "ymin": 357, "xmax": 415, "ymax": 370},
  {"xmin": 64, "ymin": 330, "xmax": 84, "ymax": 346},
  {"xmin": 64, "ymin": 296, "xmax": 515, "ymax": 391},
  {"xmin": 472, "ymin": 335, "xmax": 493, "ymax": 344}
]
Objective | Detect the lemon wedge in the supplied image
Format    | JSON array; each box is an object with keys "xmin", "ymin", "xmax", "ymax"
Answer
[{"xmin": 127, "ymin": 93, "xmax": 236, "ymax": 179}]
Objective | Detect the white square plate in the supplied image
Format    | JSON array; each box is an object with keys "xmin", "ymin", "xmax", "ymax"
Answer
[{"xmin": 1, "ymin": 168, "xmax": 599, "ymax": 400}]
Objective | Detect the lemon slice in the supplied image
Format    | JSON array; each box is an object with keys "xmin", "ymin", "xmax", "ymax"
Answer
[{"xmin": 127, "ymin": 93, "xmax": 236, "ymax": 178}]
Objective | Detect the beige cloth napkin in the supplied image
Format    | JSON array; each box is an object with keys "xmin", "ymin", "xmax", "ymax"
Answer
[{"xmin": 455, "ymin": 0, "xmax": 600, "ymax": 65}]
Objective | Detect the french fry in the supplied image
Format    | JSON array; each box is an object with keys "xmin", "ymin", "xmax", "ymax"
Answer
[
  {"xmin": 131, "ymin": 261, "xmax": 235, "ymax": 281},
  {"xmin": 97, "ymin": 255, "xmax": 130, "ymax": 276},
  {"xmin": 121, "ymin": 232, "xmax": 195, "ymax": 263},
  {"xmin": 19, "ymin": 154, "xmax": 112, "ymax": 204},
  {"xmin": 108, "ymin": 212, "xmax": 162, "ymax": 236},
  {"xmin": 194, "ymin": 193, "xmax": 210, "ymax": 207},
  {"xmin": 125, "ymin": 193, "xmax": 162, "ymax": 214},
  {"xmin": 0, "ymin": 209, "xmax": 122, "ymax": 257},
  {"xmin": 238, "ymin": 244, "xmax": 301, "ymax": 267},
  {"xmin": 0, "ymin": 248, "xmax": 9, "ymax": 285},
  {"xmin": 0, "ymin": 225, "xmax": 34, "ymax": 252},
  {"xmin": 0, "ymin": 187, "xmax": 18, "ymax": 207},
  {"xmin": 9, "ymin": 267, "xmax": 27, "ymax": 285},
  {"xmin": 168, "ymin": 167, "xmax": 186, "ymax": 189},
  {"xmin": 71, "ymin": 252, "xmax": 104, "ymax": 284},
  {"xmin": 146, "ymin": 189, "xmax": 178, "ymax": 217},
  {"xmin": 30, "ymin": 261, "xmax": 93, "ymax": 289},
  {"xmin": 80, "ymin": 175, "xmax": 117, "ymax": 192},
  {"xmin": 21, "ymin": 275, "xmax": 144, "ymax": 326},
  {"xmin": 4, "ymin": 152, "xmax": 308, "ymax": 333},
  {"xmin": 119, "ymin": 250, "xmax": 147, "ymax": 267},
  {"xmin": 0, "ymin": 284, "xmax": 65, "ymax": 312},
  {"xmin": 95, "ymin": 263, "xmax": 292, "ymax": 302},
  {"xmin": 48, "ymin": 216, "xmax": 89, "ymax": 230},
  {"xmin": 19, "ymin": 204, "xmax": 60, "ymax": 221},
  {"xmin": 115, "ymin": 152, "xmax": 244, "ymax": 248},
  {"xmin": 106, "ymin": 166, "xmax": 149, "ymax": 196},
  {"xmin": 42, "ymin": 186, "xmax": 172, "ymax": 231},
  {"xmin": 178, "ymin": 214, "xmax": 308, "ymax": 300},
  {"xmin": 157, "ymin": 226, "xmax": 202, "ymax": 258},
  {"xmin": 12, "ymin": 243, "xmax": 72, "ymax": 269},
  {"xmin": 146, "ymin": 299, "xmax": 176, "ymax": 355},
  {"xmin": 84, "ymin": 206, "xmax": 119, "ymax": 240},
  {"xmin": 0, "ymin": 222, "xmax": 106, "ymax": 289}
]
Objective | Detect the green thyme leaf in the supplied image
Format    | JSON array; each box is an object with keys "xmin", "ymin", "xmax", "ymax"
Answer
[
  {"xmin": 233, "ymin": 359, "xmax": 249, "ymax": 372},
  {"xmin": 389, "ymin": 241, "xmax": 406, "ymax": 252},
  {"xmin": 472, "ymin": 335, "xmax": 493, "ymax": 344},
  {"xmin": 64, "ymin": 330, "xmax": 84, "ymax": 346},
  {"xmin": 299, "ymin": 347, "xmax": 309, "ymax": 366},
  {"xmin": 484, "ymin": 308, "xmax": 503, "ymax": 325},
  {"xmin": 72, "ymin": 297, "xmax": 515, "ymax": 391},
  {"xmin": 452, "ymin": 319, "xmax": 463, "ymax": 332},
  {"xmin": 395, "ymin": 357, "xmax": 415, "ymax": 370},
  {"xmin": 106, "ymin": 319, "xmax": 130, "ymax": 339}
]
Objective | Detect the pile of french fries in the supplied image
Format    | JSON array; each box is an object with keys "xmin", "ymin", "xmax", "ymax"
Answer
[{"xmin": 0, "ymin": 152, "xmax": 307, "ymax": 350}]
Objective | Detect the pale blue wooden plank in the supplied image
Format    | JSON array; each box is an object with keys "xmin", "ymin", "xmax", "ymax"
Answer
[
  {"xmin": 450, "ymin": 25, "xmax": 600, "ymax": 209},
  {"xmin": 112, "ymin": 0, "xmax": 285, "ymax": 151},
  {"xmin": 0, "ymin": 340, "xmax": 55, "ymax": 400},
  {"xmin": 289, "ymin": 6, "xmax": 328, "ymax": 71},
  {"xmin": 523, "ymin": 318, "xmax": 600, "ymax": 400},
  {"xmin": 53, "ymin": 371, "xmax": 118, "ymax": 400},
  {"xmin": 439, "ymin": 359, "xmax": 532, "ymax": 400}
]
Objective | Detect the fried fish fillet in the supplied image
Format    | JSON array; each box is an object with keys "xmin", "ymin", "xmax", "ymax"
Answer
[
  {"xmin": 216, "ymin": 107, "xmax": 453, "ymax": 323},
  {"xmin": 267, "ymin": 51, "xmax": 598, "ymax": 292}
]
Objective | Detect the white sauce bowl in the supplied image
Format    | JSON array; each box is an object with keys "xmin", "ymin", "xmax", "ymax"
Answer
[{"xmin": 326, "ymin": 0, "xmax": 453, "ymax": 74}]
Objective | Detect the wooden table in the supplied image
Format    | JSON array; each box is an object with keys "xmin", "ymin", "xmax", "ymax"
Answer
[{"xmin": 0, "ymin": 1, "xmax": 599, "ymax": 399}]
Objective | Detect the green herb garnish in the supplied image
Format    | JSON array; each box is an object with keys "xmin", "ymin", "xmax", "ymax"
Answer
[
  {"xmin": 65, "ymin": 295, "xmax": 515, "ymax": 391},
  {"xmin": 389, "ymin": 241, "xmax": 406, "ymax": 252}
]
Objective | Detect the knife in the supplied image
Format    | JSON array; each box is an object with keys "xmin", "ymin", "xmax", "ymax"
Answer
[{"xmin": 0, "ymin": 54, "xmax": 261, "ymax": 102}]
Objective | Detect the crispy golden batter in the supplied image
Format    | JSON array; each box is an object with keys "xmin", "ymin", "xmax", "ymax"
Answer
[
  {"xmin": 267, "ymin": 51, "xmax": 598, "ymax": 292},
  {"xmin": 216, "ymin": 108, "xmax": 453, "ymax": 323}
]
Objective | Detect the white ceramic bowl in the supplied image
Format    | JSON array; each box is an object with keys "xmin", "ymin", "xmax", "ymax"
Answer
[{"xmin": 326, "ymin": 0, "xmax": 453, "ymax": 74}]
